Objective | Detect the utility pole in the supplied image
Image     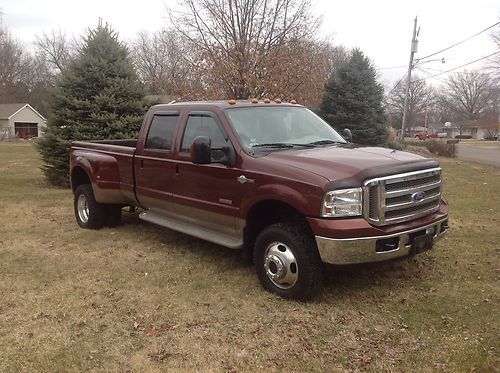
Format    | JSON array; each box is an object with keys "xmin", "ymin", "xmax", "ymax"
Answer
[{"xmin": 400, "ymin": 17, "xmax": 418, "ymax": 141}]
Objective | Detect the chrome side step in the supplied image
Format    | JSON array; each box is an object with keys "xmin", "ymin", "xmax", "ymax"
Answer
[{"xmin": 139, "ymin": 209, "xmax": 243, "ymax": 249}]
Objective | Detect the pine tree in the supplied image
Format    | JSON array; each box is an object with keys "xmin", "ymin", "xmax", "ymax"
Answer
[
  {"xmin": 320, "ymin": 49, "xmax": 387, "ymax": 145},
  {"xmin": 37, "ymin": 22, "xmax": 148, "ymax": 186}
]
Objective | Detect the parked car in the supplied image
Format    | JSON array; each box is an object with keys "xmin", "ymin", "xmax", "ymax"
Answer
[
  {"xmin": 70, "ymin": 100, "xmax": 449, "ymax": 300},
  {"xmin": 414, "ymin": 131, "xmax": 438, "ymax": 140}
]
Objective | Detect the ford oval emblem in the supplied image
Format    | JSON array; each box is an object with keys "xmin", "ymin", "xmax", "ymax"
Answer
[{"xmin": 412, "ymin": 191, "xmax": 426, "ymax": 202}]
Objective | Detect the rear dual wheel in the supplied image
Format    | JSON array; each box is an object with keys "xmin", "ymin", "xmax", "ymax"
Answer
[{"xmin": 74, "ymin": 184, "xmax": 122, "ymax": 229}]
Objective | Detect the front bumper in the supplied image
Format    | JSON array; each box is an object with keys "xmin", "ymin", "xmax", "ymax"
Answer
[{"xmin": 315, "ymin": 216, "xmax": 448, "ymax": 265}]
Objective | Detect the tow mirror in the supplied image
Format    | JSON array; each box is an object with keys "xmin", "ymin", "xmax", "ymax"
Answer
[
  {"xmin": 343, "ymin": 128, "xmax": 353, "ymax": 142},
  {"xmin": 190, "ymin": 136, "xmax": 211, "ymax": 164}
]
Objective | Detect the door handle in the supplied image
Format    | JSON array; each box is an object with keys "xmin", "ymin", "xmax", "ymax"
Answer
[
  {"xmin": 140, "ymin": 159, "xmax": 144, "ymax": 169},
  {"xmin": 237, "ymin": 175, "xmax": 254, "ymax": 184},
  {"xmin": 175, "ymin": 163, "xmax": 180, "ymax": 175}
]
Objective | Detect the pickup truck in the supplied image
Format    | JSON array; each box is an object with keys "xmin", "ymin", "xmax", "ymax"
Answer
[{"xmin": 70, "ymin": 100, "xmax": 449, "ymax": 300}]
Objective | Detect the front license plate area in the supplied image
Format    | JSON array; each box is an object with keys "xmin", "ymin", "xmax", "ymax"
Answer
[{"xmin": 413, "ymin": 233, "xmax": 433, "ymax": 254}]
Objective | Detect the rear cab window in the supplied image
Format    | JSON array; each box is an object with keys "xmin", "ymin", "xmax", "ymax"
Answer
[{"xmin": 144, "ymin": 113, "xmax": 179, "ymax": 152}]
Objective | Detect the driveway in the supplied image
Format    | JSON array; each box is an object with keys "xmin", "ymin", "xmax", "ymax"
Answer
[{"xmin": 456, "ymin": 140, "xmax": 500, "ymax": 167}]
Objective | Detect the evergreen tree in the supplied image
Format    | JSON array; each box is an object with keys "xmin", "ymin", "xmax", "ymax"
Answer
[
  {"xmin": 37, "ymin": 22, "xmax": 148, "ymax": 186},
  {"xmin": 320, "ymin": 49, "xmax": 387, "ymax": 145}
]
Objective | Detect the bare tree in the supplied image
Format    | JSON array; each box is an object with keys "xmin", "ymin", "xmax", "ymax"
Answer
[
  {"xmin": 131, "ymin": 29, "xmax": 197, "ymax": 97},
  {"xmin": 386, "ymin": 75, "xmax": 435, "ymax": 130},
  {"xmin": 168, "ymin": 0, "xmax": 321, "ymax": 101},
  {"xmin": 324, "ymin": 44, "xmax": 349, "ymax": 80},
  {"xmin": 440, "ymin": 70, "xmax": 498, "ymax": 121},
  {"xmin": 35, "ymin": 29, "xmax": 75, "ymax": 76},
  {"xmin": 0, "ymin": 18, "xmax": 33, "ymax": 103},
  {"xmin": 488, "ymin": 26, "xmax": 500, "ymax": 76}
]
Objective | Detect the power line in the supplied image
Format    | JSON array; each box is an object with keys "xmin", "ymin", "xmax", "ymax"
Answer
[
  {"xmin": 419, "ymin": 50, "xmax": 500, "ymax": 80},
  {"xmin": 419, "ymin": 66, "xmax": 447, "ymax": 72},
  {"xmin": 387, "ymin": 72, "xmax": 408, "ymax": 95},
  {"xmin": 377, "ymin": 65, "xmax": 406, "ymax": 70},
  {"xmin": 417, "ymin": 21, "xmax": 500, "ymax": 61},
  {"xmin": 416, "ymin": 67, "xmax": 448, "ymax": 84}
]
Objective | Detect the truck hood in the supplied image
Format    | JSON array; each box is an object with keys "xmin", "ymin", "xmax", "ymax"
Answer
[{"xmin": 265, "ymin": 145, "xmax": 439, "ymax": 187}]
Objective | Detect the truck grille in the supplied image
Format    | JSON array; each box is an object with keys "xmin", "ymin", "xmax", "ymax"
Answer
[{"xmin": 363, "ymin": 168, "xmax": 442, "ymax": 226}]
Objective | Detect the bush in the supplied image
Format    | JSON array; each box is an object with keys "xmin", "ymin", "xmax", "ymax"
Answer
[
  {"xmin": 455, "ymin": 134, "xmax": 472, "ymax": 139},
  {"xmin": 405, "ymin": 145, "xmax": 432, "ymax": 157},
  {"xmin": 405, "ymin": 139, "xmax": 456, "ymax": 158}
]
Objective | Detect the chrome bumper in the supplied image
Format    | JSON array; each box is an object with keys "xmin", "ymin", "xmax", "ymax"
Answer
[{"xmin": 315, "ymin": 217, "xmax": 449, "ymax": 265}]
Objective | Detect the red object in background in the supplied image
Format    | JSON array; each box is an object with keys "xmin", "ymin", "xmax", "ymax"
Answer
[{"xmin": 414, "ymin": 131, "xmax": 437, "ymax": 140}]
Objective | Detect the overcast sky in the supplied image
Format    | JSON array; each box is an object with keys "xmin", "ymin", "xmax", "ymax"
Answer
[{"xmin": 1, "ymin": 0, "xmax": 499, "ymax": 88}]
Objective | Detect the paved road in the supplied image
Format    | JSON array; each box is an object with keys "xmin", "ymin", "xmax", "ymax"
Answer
[{"xmin": 456, "ymin": 141, "xmax": 500, "ymax": 167}]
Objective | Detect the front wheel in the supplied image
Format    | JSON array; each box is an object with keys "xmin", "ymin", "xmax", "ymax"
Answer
[
  {"xmin": 254, "ymin": 222, "xmax": 324, "ymax": 301},
  {"xmin": 74, "ymin": 184, "xmax": 107, "ymax": 229}
]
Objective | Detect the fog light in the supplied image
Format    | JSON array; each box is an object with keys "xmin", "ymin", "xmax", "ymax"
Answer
[
  {"xmin": 401, "ymin": 234, "xmax": 411, "ymax": 246},
  {"xmin": 440, "ymin": 220, "xmax": 449, "ymax": 233},
  {"xmin": 376, "ymin": 237, "xmax": 399, "ymax": 253}
]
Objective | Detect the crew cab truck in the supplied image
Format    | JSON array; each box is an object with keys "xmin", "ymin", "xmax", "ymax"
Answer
[{"xmin": 70, "ymin": 100, "xmax": 449, "ymax": 300}]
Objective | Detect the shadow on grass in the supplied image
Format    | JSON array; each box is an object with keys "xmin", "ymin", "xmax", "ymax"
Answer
[{"xmin": 119, "ymin": 212, "xmax": 428, "ymax": 300}]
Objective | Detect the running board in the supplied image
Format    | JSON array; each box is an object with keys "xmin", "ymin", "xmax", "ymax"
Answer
[{"xmin": 139, "ymin": 210, "xmax": 243, "ymax": 249}]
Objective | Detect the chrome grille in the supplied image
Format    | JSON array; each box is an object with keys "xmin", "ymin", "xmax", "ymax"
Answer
[{"xmin": 363, "ymin": 168, "xmax": 442, "ymax": 226}]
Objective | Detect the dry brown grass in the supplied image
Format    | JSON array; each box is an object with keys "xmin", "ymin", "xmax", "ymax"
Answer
[{"xmin": 0, "ymin": 143, "xmax": 498, "ymax": 371}]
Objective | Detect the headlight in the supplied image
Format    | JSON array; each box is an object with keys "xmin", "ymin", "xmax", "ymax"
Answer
[{"xmin": 322, "ymin": 188, "xmax": 363, "ymax": 217}]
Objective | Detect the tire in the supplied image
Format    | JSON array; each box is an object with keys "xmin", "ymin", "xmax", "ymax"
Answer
[
  {"xmin": 254, "ymin": 222, "xmax": 324, "ymax": 301},
  {"xmin": 106, "ymin": 205, "xmax": 122, "ymax": 227},
  {"xmin": 74, "ymin": 184, "xmax": 107, "ymax": 229}
]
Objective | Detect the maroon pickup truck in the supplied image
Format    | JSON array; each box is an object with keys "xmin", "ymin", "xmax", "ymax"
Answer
[{"xmin": 70, "ymin": 100, "xmax": 448, "ymax": 300}]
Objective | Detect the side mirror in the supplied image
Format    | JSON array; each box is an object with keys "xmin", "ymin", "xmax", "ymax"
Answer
[
  {"xmin": 343, "ymin": 128, "xmax": 353, "ymax": 142},
  {"xmin": 190, "ymin": 136, "xmax": 211, "ymax": 164}
]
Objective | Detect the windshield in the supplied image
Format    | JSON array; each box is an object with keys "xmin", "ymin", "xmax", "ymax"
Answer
[{"xmin": 225, "ymin": 106, "xmax": 346, "ymax": 151}]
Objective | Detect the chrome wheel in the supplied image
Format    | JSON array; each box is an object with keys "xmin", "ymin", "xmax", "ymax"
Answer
[
  {"xmin": 263, "ymin": 241, "xmax": 298, "ymax": 289},
  {"xmin": 77, "ymin": 194, "xmax": 89, "ymax": 224}
]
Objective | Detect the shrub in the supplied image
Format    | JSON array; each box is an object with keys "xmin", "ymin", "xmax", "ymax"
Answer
[
  {"xmin": 405, "ymin": 145, "xmax": 432, "ymax": 157},
  {"xmin": 405, "ymin": 139, "xmax": 456, "ymax": 158},
  {"xmin": 455, "ymin": 134, "xmax": 472, "ymax": 139}
]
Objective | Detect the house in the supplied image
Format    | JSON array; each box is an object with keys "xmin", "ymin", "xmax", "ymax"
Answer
[
  {"xmin": 445, "ymin": 114, "xmax": 500, "ymax": 139},
  {"xmin": 0, "ymin": 103, "xmax": 47, "ymax": 140}
]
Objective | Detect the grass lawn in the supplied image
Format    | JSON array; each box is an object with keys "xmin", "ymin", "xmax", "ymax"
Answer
[{"xmin": 0, "ymin": 142, "xmax": 498, "ymax": 371}]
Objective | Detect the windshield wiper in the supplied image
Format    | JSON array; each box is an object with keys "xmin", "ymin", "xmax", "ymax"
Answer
[
  {"xmin": 308, "ymin": 139, "xmax": 345, "ymax": 145},
  {"xmin": 252, "ymin": 142, "xmax": 316, "ymax": 148}
]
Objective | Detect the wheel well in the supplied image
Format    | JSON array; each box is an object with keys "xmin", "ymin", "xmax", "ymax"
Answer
[
  {"xmin": 71, "ymin": 167, "xmax": 91, "ymax": 192},
  {"xmin": 243, "ymin": 200, "xmax": 308, "ymax": 262}
]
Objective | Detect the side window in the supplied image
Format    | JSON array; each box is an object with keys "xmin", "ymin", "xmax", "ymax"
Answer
[
  {"xmin": 181, "ymin": 114, "xmax": 227, "ymax": 153},
  {"xmin": 145, "ymin": 115, "xmax": 178, "ymax": 151}
]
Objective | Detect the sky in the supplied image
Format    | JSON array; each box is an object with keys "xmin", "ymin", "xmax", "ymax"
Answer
[{"xmin": 1, "ymin": 0, "xmax": 499, "ymax": 88}]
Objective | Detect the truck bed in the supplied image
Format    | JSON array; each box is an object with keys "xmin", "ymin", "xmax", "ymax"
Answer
[
  {"xmin": 71, "ymin": 139, "xmax": 138, "ymax": 206},
  {"xmin": 72, "ymin": 139, "xmax": 137, "ymax": 154}
]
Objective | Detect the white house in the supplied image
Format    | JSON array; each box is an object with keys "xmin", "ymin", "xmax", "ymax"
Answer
[
  {"xmin": 0, "ymin": 103, "xmax": 47, "ymax": 140},
  {"xmin": 441, "ymin": 114, "xmax": 500, "ymax": 139}
]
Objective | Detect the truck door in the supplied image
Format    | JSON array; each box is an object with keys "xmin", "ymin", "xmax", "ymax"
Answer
[
  {"xmin": 134, "ymin": 111, "xmax": 180, "ymax": 210},
  {"xmin": 171, "ymin": 111, "xmax": 245, "ymax": 238}
]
